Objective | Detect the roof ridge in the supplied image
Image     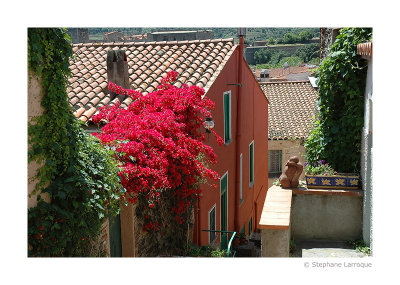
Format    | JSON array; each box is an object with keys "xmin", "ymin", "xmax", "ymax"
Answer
[
  {"xmin": 259, "ymin": 80, "xmax": 311, "ymax": 85},
  {"xmin": 72, "ymin": 38, "xmax": 235, "ymax": 48}
]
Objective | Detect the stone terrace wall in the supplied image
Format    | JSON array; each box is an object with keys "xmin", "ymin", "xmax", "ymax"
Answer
[{"xmin": 291, "ymin": 193, "xmax": 363, "ymax": 241}]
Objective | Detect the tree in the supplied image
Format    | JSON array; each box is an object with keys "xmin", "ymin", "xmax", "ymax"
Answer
[
  {"xmin": 299, "ymin": 30, "xmax": 313, "ymax": 43},
  {"xmin": 92, "ymin": 71, "xmax": 223, "ymax": 256},
  {"xmin": 269, "ymin": 37, "xmax": 276, "ymax": 45},
  {"xmin": 294, "ymin": 43, "xmax": 319, "ymax": 62},
  {"xmin": 254, "ymin": 48, "xmax": 272, "ymax": 64},
  {"xmin": 283, "ymin": 33, "xmax": 299, "ymax": 44}
]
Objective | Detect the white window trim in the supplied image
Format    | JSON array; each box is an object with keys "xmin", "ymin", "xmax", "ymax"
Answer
[
  {"xmin": 208, "ymin": 203, "xmax": 217, "ymax": 244},
  {"xmin": 223, "ymin": 91, "xmax": 232, "ymax": 145},
  {"xmin": 239, "ymin": 153, "xmax": 243, "ymax": 204},
  {"xmin": 249, "ymin": 140, "xmax": 254, "ymax": 187},
  {"xmin": 220, "ymin": 171, "xmax": 228, "ymax": 233}
]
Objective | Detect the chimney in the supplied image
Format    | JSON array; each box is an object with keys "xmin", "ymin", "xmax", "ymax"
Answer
[
  {"xmin": 107, "ymin": 49, "xmax": 129, "ymax": 102},
  {"xmin": 260, "ymin": 69, "xmax": 269, "ymax": 82},
  {"xmin": 237, "ymin": 28, "xmax": 246, "ymax": 58}
]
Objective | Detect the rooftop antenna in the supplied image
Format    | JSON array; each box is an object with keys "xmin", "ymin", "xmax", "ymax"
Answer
[{"xmin": 283, "ymin": 62, "xmax": 289, "ymax": 69}]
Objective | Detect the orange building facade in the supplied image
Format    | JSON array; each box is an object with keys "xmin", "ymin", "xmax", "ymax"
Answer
[
  {"xmin": 193, "ymin": 38, "xmax": 269, "ymax": 246},
  {"xmin": 67, "ymin": 35, "xmax": 269, "ymax": 254}
]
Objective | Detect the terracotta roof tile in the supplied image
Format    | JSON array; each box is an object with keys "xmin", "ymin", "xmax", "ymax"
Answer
[
  {"xmin": 68, "ymin": 39, "xmax": 235, "ymax": 121},
  {"xmin": 260, "ymin": 81, "xmax": 318, "ymax": 140}
]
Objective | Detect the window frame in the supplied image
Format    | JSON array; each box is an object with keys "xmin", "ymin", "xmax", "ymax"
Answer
[
  {"xmin": 220, "ymin": 171, "xmax": 229, "ymax": 237},
  {"xmin": 249, "ymin": 140, "xmax": 254, "ymax": 187},
  {"xmin": 223, "ymin": 91, "xmax": 232, "ymax": 145},
  {"xmin": 248, "ymin": 216, "xmax": 253, "ymax": 236},
  {"xmin": 268, "ymin": 149, "xmax": 283, "ymax": 178},
  {"xmin": 208, "ymin": 204, "xmax": 217, "ymax": 244}
]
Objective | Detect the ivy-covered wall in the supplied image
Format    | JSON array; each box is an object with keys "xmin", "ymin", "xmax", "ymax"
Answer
[
  {"xmin": 27, "ymin": 28, "xmax": 123, "ymax": 257},
  {"xmin": 305, "ymin": 28, "xmax": 372, "ymax": 173}
]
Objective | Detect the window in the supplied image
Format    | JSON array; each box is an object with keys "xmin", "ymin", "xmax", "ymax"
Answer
[
  {"xmin": 240, "ymin": 225, "xmax": 245, "ymax": 235},
  {"xmin": 249, "ymin": 141, "xmax": 254, "ymax": 186},
  {"xmin": 248, "ymin": 216, "xmax": 253, "ymax": 236},
  {"xmin": 239, "ymin": 153, "xmax": 243, "ymax": 203},
  {"xmin": 208, "ymin": 205, "xmax": 216, "ymax": 243},
  {"xmin": 268, "ymin": 150, "xmax": 282, "ymax": 178},
  {"xmin": 223, "ymin": 91, "xmax": 231, "ymax": 144},
  {"xmin": 220, "ymin": 172, "xmax": 228, "ymax": 249}
]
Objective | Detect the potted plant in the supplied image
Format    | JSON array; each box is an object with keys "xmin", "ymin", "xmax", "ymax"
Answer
[{"xmin": 304, "ymin": 160, "xmax": 359, "ymax": 190}]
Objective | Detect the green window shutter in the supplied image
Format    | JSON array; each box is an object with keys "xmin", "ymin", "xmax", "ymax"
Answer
[
  {"xmin": 224, "ymin": 92, "xmax": 230, "ymax": 143},
  {"xmin": 240, "ymin": 154, "xmax": 243, "ymax": 202},
  {"xmin": 249, "ymin": 142, "xmax": 254, "ymax": 184}
]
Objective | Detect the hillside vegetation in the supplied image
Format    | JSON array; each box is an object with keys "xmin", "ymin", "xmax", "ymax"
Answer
[{"xmin": 86, "ymin": 27, "xmax": 319, "ymax": 45}]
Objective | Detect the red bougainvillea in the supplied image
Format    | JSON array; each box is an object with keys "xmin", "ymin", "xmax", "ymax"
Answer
[{"xmin": 92, "ymin": 71, "xmax": 223, "ymax": 231}]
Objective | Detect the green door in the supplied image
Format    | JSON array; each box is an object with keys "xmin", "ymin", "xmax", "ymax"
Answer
[
  {"xmin": 221, "ymin": 173, "xmax": 228, "ymax": 250},
  {"xmin": 109, "ymin": 214, "xmax": 122, "ymax": 257}
]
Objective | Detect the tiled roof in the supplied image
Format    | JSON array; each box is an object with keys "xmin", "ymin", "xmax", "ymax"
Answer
[
  {"xmin": 255, "ymin": 66, "xmax": 312, "ymax": 79},
  {"xmin": 67, "ymin": 39, "xmax": 236, "ymax": 122},
  {"xmin": 260, "ymin": 81, "xmax": 318, "ymax": 140}
]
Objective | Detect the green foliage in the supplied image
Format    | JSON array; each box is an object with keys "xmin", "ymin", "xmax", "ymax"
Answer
[
  {"xmin": 289, "ymin": 239, "xmax": 296, "ymax": 254},
  {"xmin": 272, "ymin": 179, "xmax": 281, "ymax": 186},
  {"xmin": 305, "ymin": 28, "xmax": 372, "ymax": 173},
  {"xmin": 283, "ymin": 33, "xmax": 299, "ymax": 44},
  {"xmin": 304, "ymin": 120, "xmax": 326, "ymax": 166},
  {"xmin": 299, "ymin": 30, "xmax": 314, "ymax": 43},
  {"xmin": 304, "ymin": 160, "xmax": 337, "ymax": 175},
  {"xmin": 347, "ymin": 239, "xmax": 371, "ymax": 255},
  {"xmin": 270, "ymin": 50, "xmax": 290, "ymax": 65},
  {"xmin": 268, "ymin": 37, "xmax": 276, "ymax": 45},
  {"xmin": 254, "ymin": 48, "xmax": 272, "ymax": 64},
  {"xmin": 279, "ymin": 56, "xmax": 303, "ymax": 67},
  {"xmin": 187, "ymin": 244, "xmax": 228, "ymax": 257},
  {"xmin": 28, "ymin": 28, "xmax": 123, "ymax": 256},
  {"xmin": 294, "ymin": 43, "xmax": 319, "ymax": 62}
]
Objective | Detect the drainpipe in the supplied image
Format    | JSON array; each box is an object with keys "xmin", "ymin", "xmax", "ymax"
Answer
[{"xmin": 234, "ymin": 28, "xmax": 245, "ymax": 233}]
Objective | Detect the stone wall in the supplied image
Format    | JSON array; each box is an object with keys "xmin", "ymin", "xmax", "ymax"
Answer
[
  {"xmin": 268, "ymin": 139, "xmax": 306, "ymax": 188},
  {"xmin": 148, "ymin": 30, "xmax": 214, "ymax": 42},
  {"xmin": 261, "ymin": 228, "xmax": 290, "ymax": 257},
  {"xmin": 28, "ymin": 72, "xmax": 50, "ymax": 208},
  {"xmin": 319, "ymin": 28, "xmax": 341, "ymax": 60},
  {"xmin": 290, "ymin": 193, "xmax": 363, "ymax": 241},
  {"xmin": 67, "ymin": 28, "xmax": 89, "ymax": 44}
]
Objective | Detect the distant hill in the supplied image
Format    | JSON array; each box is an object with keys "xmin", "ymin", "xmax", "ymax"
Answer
[{"xmin": 84, "ymin": 27, "xmax": 319, "ymax": 45}]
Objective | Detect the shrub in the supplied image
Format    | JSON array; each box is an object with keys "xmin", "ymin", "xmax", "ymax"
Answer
[{"xmin": 306, "ymin": 28, "xmax": 372, "ymax": 173}]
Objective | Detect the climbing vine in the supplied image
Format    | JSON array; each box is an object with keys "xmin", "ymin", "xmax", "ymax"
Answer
[
  {"xmin": 28, "ymin": 28, "xmax": 123, "ymax": 257},
  {"xmin": 305, "ymin": 28, "xmax": 372, "ymax": 173}
]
